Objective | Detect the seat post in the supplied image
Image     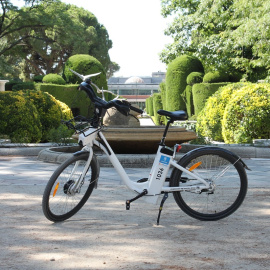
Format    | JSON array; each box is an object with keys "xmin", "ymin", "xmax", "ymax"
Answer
[{"xmin": 160, "ymin": 118, "xmax": 174, "ymax": 146}]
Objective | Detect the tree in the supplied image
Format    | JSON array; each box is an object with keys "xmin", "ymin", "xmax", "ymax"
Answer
[
  {"xmin": 160, "ymin": 0, "xmax": 270, "ymax": 81},
  {"xmin": 106, "ymin": 61, "xmax": 120, "ymax": 79},
  {"xmin": 0, "ymin": 1, "xmax": 114, "ymax": 79}
]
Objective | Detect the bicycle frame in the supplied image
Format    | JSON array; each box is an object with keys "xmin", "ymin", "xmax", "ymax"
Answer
[{"xmin": 74, "ymin": 127, "xmax": 210, "ymax": 205}]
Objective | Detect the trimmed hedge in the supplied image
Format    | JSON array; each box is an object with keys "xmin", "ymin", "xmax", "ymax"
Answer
[
  {"xmin": 42, "ymin": 74, "xmax": 66, "ymax": 85},
  {"xmin": 222, "ymin": 83, "xmax": 270, "ymax": 143},
  {"xmin": 152, "ymin": 93, "xmax": 163, "ymax": 125},
  {"xmin": 63, "ymin": 54, "xmax": 107, "ymax": 90},
  {"xmin": 165, "ymin": 55, "xmax": 204, "ymax": 112},
  {"xmin": 147, "ymin": 96, "xmax": 154, "ymax": 116},
  {"xmin": 36, "ymin": 83, "xmax": 92, "ymax": 117},
  {"xmin": 203, "ymin": 71, "xmax": 229, "ymax": 83},
  {"xmin": 182, "ymin": 85, "xmax": 194, "ymax": 117},
  {"xmin": 12, "ymin": 82, "xmax": 35, "ymax": 91},
  {"xmin": 187, "ymin": 72, "xmax": 204, "ymax": 85},
  {"xmin": 196, "ymin": 83, "xmax": 249, "ymax": 141},
  {"xmin": 192, "ymin": 83, "xmax": 229, "ymax": 116}
]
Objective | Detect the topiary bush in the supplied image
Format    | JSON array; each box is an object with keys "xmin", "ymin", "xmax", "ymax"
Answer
[
  {"xmin": 165, "ymin": 55, "xmax": 204, "ymax": 112},
  {"xmin": 192, "ymin": 83, "xmax": 229, "ymax": 116},
  {"xmin": 35, "ymin": 83, "xmax": 92, "ymax": 117},
  {"xmin": 196, "ymin": 83, "xmax": 249, "ymax": 141},
  {"xmin": 222, "ymin": 83, "xmax": 270, "ymax": 144},
  {"xmin": 63, "ymin": 54, "xmax": 107, "ymax": 90},
  {"xmin": 203, "ymin": 71, "xmax": 229, "ymax": 83},
  {"xmin": 147, "ymin": 96, "xmax": 154, "ymax": 116},
  {"xmin": 187, "ymin": 72, "xmax": 204, "ymax": 86},
  {"xmin": 182, "ymin": 85, "xmax": 194, "ymax": 118},
  {"xmin": 0, "ymin": 91, "xmax": 42, "ymax": 143},
  {"xmin": 33, "ymin": 75, "xmax": 44, "ymax": 82},
  {"xmin": 152, "ymin": 93, "xmax": 163, "ymax": 125},
  {"xmin": 42, "ymin": 74, "xmax": 66, "ymax": 85}
]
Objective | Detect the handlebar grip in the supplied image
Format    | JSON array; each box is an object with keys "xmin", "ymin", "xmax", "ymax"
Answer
[{"xmin": 130, "ymin": 105, "xmax": 143, "ymax": 114}]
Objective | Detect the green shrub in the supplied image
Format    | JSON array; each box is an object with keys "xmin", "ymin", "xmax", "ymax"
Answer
[
  {"xmin": 159, "ymin": 81, "xmax": 166, "ymax": 108},
  {"xmin": 35, "ymin": 83, "xmax": 92, "ymax": 117},
  {"xmin": 147, "ymin": 96, "xmax": 154, "ymax": 116},
  {"xmin": 12, "ymin": 82, "xmax": 35, "ymax": 91},
  {"xmin": 192, "ymin": 83, "xmax": 229, "ymax": 116},
  {"xmin": 182, "ymin": 85, "xmax": 194, "ymax": 118},
  {"xmin": 186, "ymin": 72, "xmax": 204, "ymax": 85},
  {"xmin": 222, "ymin": 83, "xmax": 270, "ymax": 143},
  {"xmin": 42, "ymin": 74, "xmax": 66, "ymax": 85},
  {"xmin": 63, "ymin": 54, "xmax": 107, "ymax": 90},
  {"xmin": 203, "ymin": 71, "xmax": 229, "ymax": 83},
  {"xmin": 196, "ymin": 83, "xmax": 249, "ymax": 141},
  {"xmin": 48, "ymin": 125, "xmax": 74, "ymax": 145},
  {"xmin": 22, "ymin": 90, "xmax": 71, "ymax": 142},
  {"xmin": 165, "ymin": 55, "xmax": 204, "ymax": 111},
  {"xmin": 153, "ymin": 93, "xmax": 163, "ymax": 125},
  {"xmin": 33, "ymin": 75, "xmax": 44, "ymax": 82},
  {"xmin": 0, "ymin": 91, "xmax": 42, "ymax": 142}
]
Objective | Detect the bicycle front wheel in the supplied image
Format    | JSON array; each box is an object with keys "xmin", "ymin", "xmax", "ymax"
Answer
[
  {"xmin": 170, "ymin": 147, "xmax": 248, "ymax": 221},
  {"xmin": 42, "ymin": 153, "xmax": 99, "ymax": 222}
]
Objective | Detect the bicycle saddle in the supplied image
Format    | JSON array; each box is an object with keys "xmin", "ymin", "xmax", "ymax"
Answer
[{"xmin": 157, "ymin": 109, "xmax": 187, "ymax": 121}]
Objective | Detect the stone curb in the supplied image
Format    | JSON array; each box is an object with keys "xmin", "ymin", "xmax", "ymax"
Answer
[{"xmin": 1, "ymin": 144, "xmax": 270, "ymax": 167}]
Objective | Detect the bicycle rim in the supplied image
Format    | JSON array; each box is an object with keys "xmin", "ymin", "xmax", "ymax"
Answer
[{"xmin": 171, "ymin": 149, "xmax": 247, "ymax": 220}]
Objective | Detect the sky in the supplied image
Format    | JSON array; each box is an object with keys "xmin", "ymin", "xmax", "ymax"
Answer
[{"xmin": 57, "ymin": 0, "xmax": 173, "ymax": 77}]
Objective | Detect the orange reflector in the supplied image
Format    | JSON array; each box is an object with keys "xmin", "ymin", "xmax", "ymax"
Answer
[
  {"xmin": 53, "ymin": 182, "xmax": 59, "ymax": 197},
  {"xmin": 189, "ymin": 162, "xmax": 202, "ymax": 171}
]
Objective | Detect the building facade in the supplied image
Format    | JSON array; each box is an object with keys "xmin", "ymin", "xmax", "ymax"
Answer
[{"xmin": 107, "ymin": 72, "xmax": 165, "ymax": 109}]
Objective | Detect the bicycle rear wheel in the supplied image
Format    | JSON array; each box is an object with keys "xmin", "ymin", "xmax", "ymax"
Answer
[
  {"xmin": 42, "ymin": 153, "xmax": 99, "ymax": 222},
  {"xmin": 170, "ymin": 147, "xmax": 248, "ymax": 221}
]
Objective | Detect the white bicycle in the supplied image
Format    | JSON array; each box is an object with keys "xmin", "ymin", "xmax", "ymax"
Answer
[{"xmin": 42, "ymin": 70, "xmax": 248, "ymax": 225}]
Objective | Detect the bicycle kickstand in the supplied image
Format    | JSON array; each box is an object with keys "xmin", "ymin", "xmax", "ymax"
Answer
[
  {"xmin": 126, "ymin": 189, "xmax": 148, "ymax": 210},
  {"xmin": 156, "ymin": 192, "xmax": 169, "ymax": 226}
]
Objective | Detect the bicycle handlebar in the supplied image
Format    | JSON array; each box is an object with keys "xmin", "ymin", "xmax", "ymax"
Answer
[{"xmin": 79, "ymin": 81, "xmax": 144, "ymax": 115}]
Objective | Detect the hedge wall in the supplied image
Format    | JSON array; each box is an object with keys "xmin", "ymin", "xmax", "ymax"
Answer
[
  {"xmin": 192, "ymin": 83, "xmax": 229, "ymax": 116},
  {"xmin": 147, "ymin": 96, "xmax": 154, "ymax": 116}
]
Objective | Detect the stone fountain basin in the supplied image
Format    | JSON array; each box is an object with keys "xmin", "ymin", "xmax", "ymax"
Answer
[{"xmin": 73, "ymin": 126, "xmax": 197, "ymax": 154}]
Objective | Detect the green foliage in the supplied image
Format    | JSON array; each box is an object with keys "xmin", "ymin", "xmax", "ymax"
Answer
[
  {"xmin": 192, "ymin": 83, "xmax": 229, "ymax": 116},
  {"xmin": 196, "ymin": 83, "xmax": 249, "ymax": 141},
  {"xmin": 186, "ymin": 72, "xmax": 204, "ymax": 85},
  {"xmin": 203, "ymin": 71, "xmax": 229, "ymax": 83},
  {"xmin": 22, "ymin": 90, "xmax": 73, "ymax": 142},
  {"xmin": 35, "ymin": 83, "xmax": 92, "ymax": 118},
  {"xmin": 147, "ymin": 96, "xmax": 154, "ymax": 116},
  {"xmin": 182, "ymin": 85, "xmax": 194, "ymax": 117},
  {"xmin": 12, "ymin": 82, "xmax": 35, "ymax": 91},
  {"xmin": 152, "ymin": 93, "xmax": 163, "ymax": 125},
  {"xmin": 165, "ymin": 55, "xmax": 204, "ymax": 111},
  {"xmin": 0, "ymin": 91, "xmax": 42, "ymax": 143},
  {"xmin": 33, "ymin": 75, "xmax": 44, "ymax": 82},
  {"xmin": 222, "ymin": 83, "xmax": 270, "ymax": 143},
  {"xmin": 48, "ymin": 124, "xmax": 74, "ymax": 145},
  {"xmin": 0, "ymin": 1, "xmax": 113, "ymax": 79},
  {"xmin": 63, "ymin": 54, "xmax": 107, "ymax": 90},
  {"xmin": 42, "ymin": 74, "xmax": 66, "ymax": 85},
  {"xmin": 160, "ymin": 0, "xmax": 270, "ymax": 82}
]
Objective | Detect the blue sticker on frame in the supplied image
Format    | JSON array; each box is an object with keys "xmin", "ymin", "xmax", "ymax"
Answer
[{"xmin": 159, "ymin": 155, "xmax": 170, "ymax": 166}]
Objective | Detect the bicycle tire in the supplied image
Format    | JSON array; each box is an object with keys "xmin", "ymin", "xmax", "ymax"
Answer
[
  {"xmin": 42, "ymin": 152, "xmax": 99, "ymax": 222},
  {"xmin": 170, "ymin": 147, "xmax": 248, "ymax": 221}
]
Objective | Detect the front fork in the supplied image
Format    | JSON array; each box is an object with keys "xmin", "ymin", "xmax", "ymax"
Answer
[{"xmin": 68, "ymin": 147, "xmax": 93, "ymax": 194}]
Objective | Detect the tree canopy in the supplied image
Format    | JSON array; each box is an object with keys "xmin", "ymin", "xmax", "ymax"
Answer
[
  {"xmin": 0, "ymin": 0, "xmax": 118, "ymax": 79},
  {"xmin": 160, "ymin": 0, "xmax": 270, "ymax": 81}
]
